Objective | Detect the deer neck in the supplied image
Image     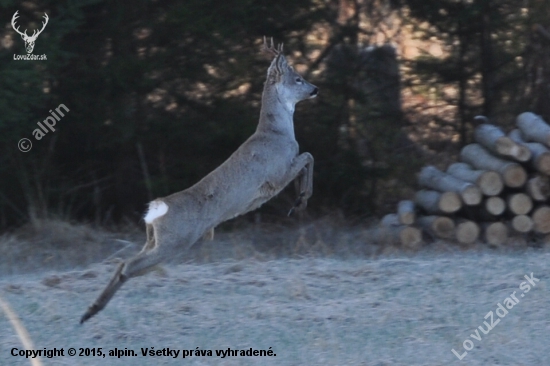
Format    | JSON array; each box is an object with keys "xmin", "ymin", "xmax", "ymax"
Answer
[{"xmin": 257, "ymin": 86, "xmax": 296, "ymax": 139}]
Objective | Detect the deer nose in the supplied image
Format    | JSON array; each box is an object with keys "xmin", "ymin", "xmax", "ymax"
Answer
[{"xmin": 310, "ymin": 87, "xmax": 318, "ymax": 97}]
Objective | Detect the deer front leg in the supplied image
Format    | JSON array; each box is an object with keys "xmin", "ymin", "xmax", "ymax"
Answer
[{"xmin": 287, "ymin": 152, "xmax": 314, "ymax": 216}]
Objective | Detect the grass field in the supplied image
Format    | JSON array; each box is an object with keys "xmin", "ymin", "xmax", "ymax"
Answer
[{"xmin": 0, "ymin": 219, "xmax": 549, "ymax": 365}]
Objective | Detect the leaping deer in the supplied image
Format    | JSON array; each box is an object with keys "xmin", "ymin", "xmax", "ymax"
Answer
[
  {"xmin": 11, "ymin": 11, "xmax": 49, "ymax": 54},
  {"xmin": 80, "ymin": 37, "xmax": 318, "ymax": 323}
]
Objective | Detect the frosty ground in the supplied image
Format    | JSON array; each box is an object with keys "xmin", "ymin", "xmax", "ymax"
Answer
[{"xmin": 0, "ymin": 221, "xmax": 549, "ymax": 365}]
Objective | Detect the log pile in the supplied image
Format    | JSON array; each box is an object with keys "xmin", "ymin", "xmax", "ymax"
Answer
[{"xmin": 380, "ymin": 112, "xmax": 550, "ymax": 247}]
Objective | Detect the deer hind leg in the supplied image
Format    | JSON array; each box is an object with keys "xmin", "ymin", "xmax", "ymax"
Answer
[
  {"xmin": 287, "ymin": 152, "xmax": 314, "ymax": 216},
  {"xmin": 80, "ymin": 246, "xmax": 163, "ymax": 324},
  {"xmin": 143, "ymin": 223, "xmax": 156, "ymax": 250},
  {"xmin": 201, "ymin": 227, "xmax": 215, "ymax": 241}
]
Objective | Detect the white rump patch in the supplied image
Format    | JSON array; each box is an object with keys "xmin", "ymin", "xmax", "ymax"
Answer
[{"xmin": 144, "ymin": 200, "xmax": 168, "ymax": 224}]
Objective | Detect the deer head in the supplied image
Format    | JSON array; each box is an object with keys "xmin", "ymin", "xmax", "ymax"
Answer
[
  {"xmin": 12, "ymin": 11, "xmax": 49, "ymax": 54},
  {"xmin": 261, "ymin": 37, "xmax": 318, "ymax": 107}
]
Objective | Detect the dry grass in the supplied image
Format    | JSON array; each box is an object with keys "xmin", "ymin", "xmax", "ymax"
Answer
[
  {"xmin": 0, "ymin": 219, "xmax": 142, "ymax": 276},
  {"xmin": 1, "ymin": 216, "xmax": 543, "ymax": 276},
  {"xmin": 0, "ymin": 216, "xmax": 378, "ymax": 276},
  {"xmin": 1, "ymin": 218, "xmax": 549, "ymax": 365}
]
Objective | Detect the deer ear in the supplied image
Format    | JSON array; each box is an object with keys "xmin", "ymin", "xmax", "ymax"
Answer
[
  {"xmin": 275, "ymin": 54, "xmax": 289, "ymax": 74},
  {"xmin": 266, "ymin": 56, "xmax": 284, "ymax": 84},
  {"xmin": 267, "ymin": 54, "xmax": 290, "ymax": 83}
]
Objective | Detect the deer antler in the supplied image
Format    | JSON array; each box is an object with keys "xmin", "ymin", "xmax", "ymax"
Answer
[
  {"xmin": 11, "ymin": 11, "xmax": 26, "ymax": 38},
  {"xmin": 261, "ymin": 36, "xmax": 283, "ymax": 57},
  {"xmin": 11, "ymin": 11, "xmax": 48, "ymax": 40},
  {"xmin": 32, "ymin": 13, "xmax": 49, "ymax": 39}
]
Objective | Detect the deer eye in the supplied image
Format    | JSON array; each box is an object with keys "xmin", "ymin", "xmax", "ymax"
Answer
[{"xmin": 295, "ymin": 77, "xmax": 303, "ymax": 84}]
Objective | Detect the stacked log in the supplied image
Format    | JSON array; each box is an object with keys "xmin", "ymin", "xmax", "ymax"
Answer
[
  {"xmin": 414, "ymin": 190, "xmax": 461, "ymax": 214},
  {"xmin": 532, "ymin": 206, "xmax": 550, "ymax": 234},
  {"xmin": 455, "ymin": 220, "xmax": 480, "ymax": 245},
  {"xmin": 474, "ymin": 123, "xmax": 531, "ymax": 162},
  {"xmin": 418, "ymin": 166, "xmax": 482, "ymax": 205},
  {"xmin": 447, "ymin": 163, "xmax": 503, "ymax": 196},
  {"xmin": 526, "ymin": 175, "xmax": 550, "ymax": 201},
  {"xmin": 483, "ymin": 222, "xmax": 508, "ymax": 247},
  {"xmin": 416, "ymin": 216, "xmax": 455, "ymax": 239},
  {"xmin": 484, "ymin": 196, "xmax": 506, "ymax": 215},
  {"xmin": 378, "ymin": 112, "xmax": 550, "ymax": 247},
  {"xmin": 378, "ymin": 214, "xmax": 422, "ymax": 248},
  {"xmin": 397, "ymin": 200, "xmax": 415, "ymax": 225},
  {"xmin": 460, "ymin": 144, "xmax": 527, "ymax": 188},
  {"xmin": 508, "ymin": 130, "xmax": 550, "ymax": 175},
  {"xmin": 516, "ymin": 113, "xmax": 550, "ymax": 146}
]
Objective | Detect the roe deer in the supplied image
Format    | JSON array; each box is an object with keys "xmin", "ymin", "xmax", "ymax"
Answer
[{"xmin": 80, "ymin": 37, "xmax": 318, "ymax": 323}]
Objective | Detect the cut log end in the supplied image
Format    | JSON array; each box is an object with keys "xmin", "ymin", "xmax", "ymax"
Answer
[
  {"xmin": 534, "ymin": 153, "xmax": 550, "ymax": 176},
  {"xmin": 507, "ymin": 193, "xmax": 533, "ymax": 215},
  {"xmin": 439, "ymin": 192, "xmax": 462, "ymax": 213},
  {"xmin": 461, "ymin": 185, "xmax": 482, "ymax": 205},
  {"xmin": 461, "ymin": 144, "xmax": 527, "ymax": 187},
  {"xmin": 495, "ymin": 136, "xmax": 516, "ymax": 155},
  {"xmin": 516, "ymin": 145, "xmax": 532, "ymax": 162},
  {"xmin": 511, "ymin": 215, "xmax": 534, "ymax": 233},
  {"xmin": 414, "ymin": 190, "xmax": 462, "ymax": 214},
  {"xmin": 446, "ymin": 163, "xmax": 504, "ymax": 196},
  {"xmin": 483, "ymin": 222, "xmax": 508, "ymax": 247},
  {"xmin": 497, "ymin": 137, "xmax": 530, "ymax": 161},
  {"xmin": 432, "ymin": 218, "xmax": 455, "ymax": 239},
  {"xmin": 526, "ymin": 176, "xmax": 550, "ymax": 201},
  {"xmin": 399, "ymin": 227, "xmax": 423, "ymax": 249},
  {"xmin": 499, "ymin": 140, "xmax": 531, "ymax": 162},
  {"xmin": 455, "ymin": 220, "xmax": 480, "ymax": 244},
  {"xmin": 502, "ymin": 165, "xmax": 527, "ymax": 188},
  {"xmin": 478, "ymin": 171, "xmax": 504, "ymax": 196},
  {"xmin": 532, "ymin": 206, "xmax": 550, "ymax": 234},
  {"xmin": 485, "ymin": 196, "xmax": 506, "ymax": 216},
  {"xmin": 417, "ymin": 216, "xmax": 455, "ymax": 239},
  {"xmin": 378, "ymin": 214, "xmax": 422, "ymax": 248}
]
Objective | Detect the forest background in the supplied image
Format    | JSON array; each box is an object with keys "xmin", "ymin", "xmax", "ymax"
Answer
[{"xmin": 1, "ymin": 0, "xmax": 549, "ymax": 230}]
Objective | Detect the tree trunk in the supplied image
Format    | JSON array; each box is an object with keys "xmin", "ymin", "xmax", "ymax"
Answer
[
  {"xmin": 416, "ymin": 215, "xmax": 455, "ymax": 239},
  {"xmin": 474, "ymin": 124, "xmax": 530, "ymax": 162},
  {"xmin": 457, "ymin": 18, "xmax": 467, "ymax": 146},
  {"xmin": 397, "ymin": 200, "xmax": 415, "ymax": 225},
  {"xmin": 460, "ymin": 144, "xmax": 527, "ymax": 188},
  {"xmin": 446, "ymin": 162, "xmax": 503, "ymax": 196},
  {"xmin": 418, "ymin": 166, "xmax": 481, "ymax": 205},
  {"xmin": 516, "ymin": 112, "xmax": 550, "ymax": 147},
  {"xmin": 414, "ymin": 189, "xmax": 462, "ymax": 214},
  {"xmin": 479, "ymin": 0, "xmax": 494, "ymax": 117}
]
